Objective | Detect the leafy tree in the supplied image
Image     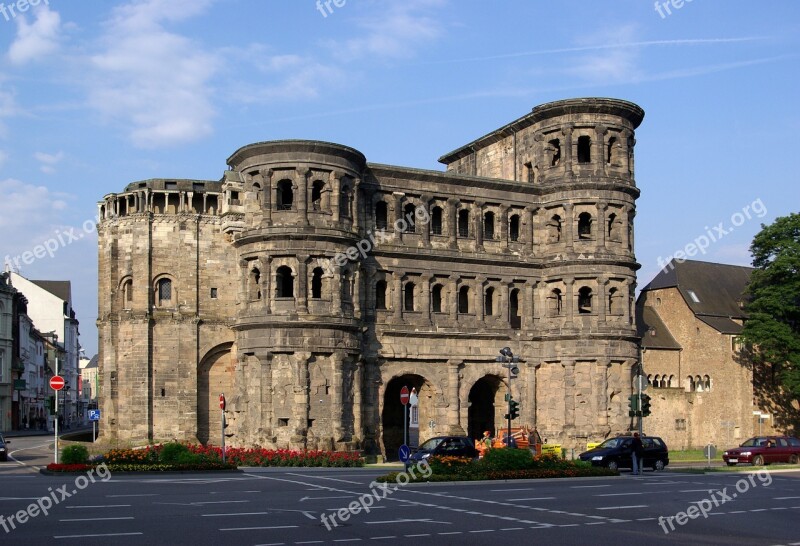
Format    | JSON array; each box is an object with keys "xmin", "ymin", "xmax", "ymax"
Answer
[{"xmin": 740, "ymin": 213, "xmax": 800, "ymax": 397}]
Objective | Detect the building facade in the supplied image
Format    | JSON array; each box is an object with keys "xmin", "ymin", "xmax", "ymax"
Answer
[
  {"xmin": 97, "ymin": 98, "xmax": 645, "ymax": 455},
  {"xmin": 0, "ymin": 273, "xmax": 13, "ymax": 431}
]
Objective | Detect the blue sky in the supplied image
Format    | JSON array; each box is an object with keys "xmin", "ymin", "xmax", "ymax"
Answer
[{"xmin": 0, "ymin": 0, "xmax": 798, "ymax": 356}]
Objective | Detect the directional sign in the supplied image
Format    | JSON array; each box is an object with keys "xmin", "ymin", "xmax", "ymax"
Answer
[
  {"xmin": 400, "ymin": 386, "xmax": 410, "ymax": 405},
  {"xmin": 49, "ymin": 375, "xmax": 65, "ymax": 391},
  {"xmin": 219, "ymin": 393, "xmax": 226, "ymax": 410},
  {"xmin": 88, "ymin": 409, "xmax": 101, "ymax": 422},
  {"xmin": 398, "ymin": 444, "xmax": 411, "ymax": 463}
]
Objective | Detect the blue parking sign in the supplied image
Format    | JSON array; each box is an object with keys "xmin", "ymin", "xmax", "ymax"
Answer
[{"xmin": 88, "ymin": 409, "xmax": 101, "ymax": 421}]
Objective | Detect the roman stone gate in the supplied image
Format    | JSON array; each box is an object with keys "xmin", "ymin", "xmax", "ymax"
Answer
[{"xmin": 197, "ymin": 343, "xmax": 235, "ymax": 445}]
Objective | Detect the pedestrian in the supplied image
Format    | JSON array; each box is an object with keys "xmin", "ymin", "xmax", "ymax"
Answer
[
  {"xmin": 631, "ymin": 432, "xmax": 644, "ymax": 475},
  {"xmin": 482, "ymin": 430, "xmax": 493, "ymax": 449}
]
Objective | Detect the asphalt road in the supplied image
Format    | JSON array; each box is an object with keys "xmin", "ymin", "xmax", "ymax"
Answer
[{"xmin": 2, "ymin": 439, "xmax": 799, "ymax": 545}]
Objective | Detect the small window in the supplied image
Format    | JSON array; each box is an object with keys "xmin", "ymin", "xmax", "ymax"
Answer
[
  {"xmin": 549, "ymin": 288, "xmax": 563, "ymax": 316},
  {"xmin": 276, "ymin": 266, "xmax": 294, "ymax": 298},
  {"xmin": 548, "ymin": 215, "xmax": 562, "ymax": 243},
  {"xmin": 155, "ymin": 278, "xmax": 172, "ymax": 306},
  {"xmin": 578, "ymin": 213, "xmax": 592, "ymax": 239},
  {"xmin": 250, "ymin": 267, "xmax": 262, "ymax": 300},
  {"xmin": 524, "ymin": 161, "xmax": 534, "ymax": 183},
  {"xmin": 431, "ymin": 284, "xmax": 443, "ymax": 313},
  {"xmin": 404, "ymin": 282, "xmax": 415, "ymax": 311},
  {"xmin": 607, "ymin": 137, "xmax": 617, "ymax": 164},
  {"xmin": 578, "ymin": 287, "xmax": 593, "ymax": 314},
  {"xmin": 210, "ymin": 288, "xmax": 218, "ymax": 299},
  {"xmin": 277, "ymin": 179, "xmax": 293, "ymax": 210},
  {"xmin": 458, "ymin": 286, "xmax": 470, "ymax": 314},
  {"xmin": 278, "ymin": 418, "xmax": 289, "ymax": 427},
  {"xmin": 483, "ymin": 212, "xmax": 495, "ymax": 240},
  {"xmin": 431, "ymin": 206, "xmax": 443, "ymax": 235},
  {"xmin": 687, "ymin": 290, "xmax": 700, "ymax": 303},
  {"xmin": 340, "ymin": 186, "xmax": 352, "ymax": 218},
  {"xmin": 458, "ymin": 209, "xmax": 470, "ymax": 237},
  {"xmin": 548, "ymin": 139, "xmax": 561, "ymax": 166},
  {"xmin": 510, "ymin": 288, "xmax": 521, "ymax": 329},
  {"xmin": 577, "ymin": 135, "xmax": 591, "ymax": 163},
  {"xmin": 311, "ymin": 268, "xmax": 324, "ymax": 299},
  {"xmin": 402, "ymin": 203, "xmax": 416, "ymax": 233},
  {"xmin": 311, "ymin": 180, "xmax": 325, "ymax": 210},
  {"xmin": 121, "ymin": 278, "xmax": 133, "ymax": 309},
  {"xmin": 509, "ymin": 215, "xmax": 520, "ymax": 242},
  {"xmin": 484, "ymin": 287, "xmax": 494, "ymax": 316},
  {"xmin": 375, "ymin": 280, "xmax": 387, "ymax": 310},
  {"xmin": 375, "ymin": 201, "xmax": 388, "ymax": 230}
]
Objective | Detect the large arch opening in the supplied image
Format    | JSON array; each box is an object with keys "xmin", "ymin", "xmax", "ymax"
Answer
[
  {"xmin": 467, "ymin": 375, "xmax": 504, "ymax": 441},
  {"xmin": 381, "ymin": 374, "xmax": 434, "ymax": 460},
  {"xmin": 197, "ymin": 343, "xmax": 235, "ymax": 446}
]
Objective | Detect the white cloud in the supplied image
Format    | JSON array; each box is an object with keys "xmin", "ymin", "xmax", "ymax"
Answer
[
  {"xmin": 88, "ymin": 0, "xmax": 218, "ymax": 148},
  {"xmin": 0, "ymin": 150, "xmax": 7, "ymax": 168},
  {"xmin": 0, "ymin": 178, "xmax": 68, "ymax": 230},
  {"xmin": 7, "ymin": 4, "xmax": 61, "ymax": 65},
  {"xmin": 564, "ymin": 25, "xmax": 644, "ymax": 83},
  {"xmin": 325, "ymin": 0, "xmax": 446, "ymax": 62},
  {"xmin": 34, "ymin": 150, "xmax": 64, "ymax": 174}
]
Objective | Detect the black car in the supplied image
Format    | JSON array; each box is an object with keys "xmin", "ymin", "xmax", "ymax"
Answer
[
  {"xmin": 408, "ymin": 436, "xmax": 478, "ymax": 462},
  {"xmin": 0, "ymin": 433, "xmax": 9, "ymax": 462},
  {"xmin": 579, "ymin": 435, "xmax": 669, "ymax": 472}
]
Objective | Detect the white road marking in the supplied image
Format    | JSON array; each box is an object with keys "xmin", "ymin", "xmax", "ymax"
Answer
[
  {"xmin": 65, "ymin": 505, "xmax": 131, "ymax": 509},
  {"xmin": 595, "ymin": 492, "xmax": 645, "ymax": 497},
  {"xmin": 202, "ymin": 512, "xmax": 270, "ymax": 517},
  {"xmin": 209, "ymin": 490, "xmax": 260, "ymax": 494},
  {"xmin": 507, "ymin": 497, "xmax": 556, "ymax": 501},
  {"xmin": 107, "ymin": 493, "xmax": 158, "ymax": 498},
  {"xmin": 571, "ymin": 485, "xmax": 610, "ymax": 488},
  {"xmin": 59, "ymin": 517, "xmax": 135, "ymax": 522},
  {"xmin": 366, "ymin": 518, "xmax": 451, "ymax": 525},
  {"xmin": 287, "ymin": 473, "xmax": 362, "ymax": 485},
  {"xmin": 220, "ymin": 525, "xmax": 298, "ymax": 531},
  {"xmin": 369, "ymin": 537, "xmax": 396, "ymax": 540},
  {"xmin": 775, "ymin": 496, "xmax": 800, "ymax": 500},
  {"xmin": 300, "ymin": 495, "xmax": 354, "ymax": 502},
  {"xmin": 0, "ymin": 497, "xmax": 42, "ymax": 500},
  {"xmin": 54, "ymin": 532, "xmax": 143, "ymax": 539},
  {"xmin": 596, "ymin": 505, "xmax": 647, "ymax": 510}
]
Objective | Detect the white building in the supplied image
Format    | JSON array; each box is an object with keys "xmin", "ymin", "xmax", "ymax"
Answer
[
  {"xmin": 9, "ymin": 273, "xmax": 81, "ymax": 427},
  {"xmin": 79, "ymin": 355, "xmax": 98, "ymax": 412}
]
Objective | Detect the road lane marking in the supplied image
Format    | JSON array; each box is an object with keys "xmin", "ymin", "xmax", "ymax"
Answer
[
  {"xmin": 680, "ymin": 489, "xmax": 715, "ymax": 493},
  {"xmin": 65, "ymin": 505, "xmax": 131, "ymax": 509},
  {"xmin": 369, "ymin": 537, "xmax": 396, "ymax": 540},
  {"xmin": 107, "ymin": 494, "xmax": 158, "ymax": 498},
  {"xmin": 507, "ymin": 497, "xmax": 556, "ymax": 501},
  {"xmin": 220, "ymin": 525, "xmax": 298, "ymax": 531},
  {"xmin": 776, "ymin": 496, "xmax": 800, "ymax": 500},
  {"xmin": 595, "ymin": 492, "xmax": 645, "ymax": 497},
  {"xmin": 54, "ymin": 532, "xmax": 143, "ymax": 539},
  {"xmin": 333, "ymin": 539, "xmax": 362, "ymax": 543},
  {"xmin": 571, "ymin": 485, "xmax": 610, "ymax": 488},
  {"xmin": 366, "ymin": 518, "xmax": 451, "ymax": 525},
  {"xmin": 59, "ymin": 517, "xmax": 135, "ymax": 522},
  {"xmin": 596, "ymin": 505, "xmax": 647, "ymax": 510},
  {"xmin": 300, "ymin": 495, "xmax": 354, "ymax": 501},
  {"xmin": 209, "ymin": 490, "xmax": 261, "ymax": 494},
  {"xmin": 203, "ymin": 512, "xmax": 271, "ymax": 517},
  {"xmin": 0, "ymin": 497, "xmax": 42, "ymax": 500},
  {"xmin": 287, "ymin": 473, "xmax": 362, "ymax": 485}
]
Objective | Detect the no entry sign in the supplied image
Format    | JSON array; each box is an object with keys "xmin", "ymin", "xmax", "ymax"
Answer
[
  {"xmin": 400, "ymin": 386, "xmax": 410, "ymax": 405},
  {"xmin": 219, "ymin": 393, "xmax": 226, "ymax": 410},
  {"xmin": 49, "ymin": 375, "xmax": 65, "ymax": 391}
]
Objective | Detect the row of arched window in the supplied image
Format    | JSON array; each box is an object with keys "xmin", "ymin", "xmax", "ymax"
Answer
[
  {"xmin": 647, "ymin": 374, "xmax": 712, "ymax": 392},
  {"xmin": 246, "ymin": 176, "xmax": 354, "ymax": 218},
  {"xmin": 119, "ymin": 277, "xmax": 174, "ymax": 309}
]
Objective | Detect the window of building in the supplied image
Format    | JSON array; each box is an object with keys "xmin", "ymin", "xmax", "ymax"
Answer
[
  {"xmin": 121, "ymin": 278, "xmax": 132, "ymax": 309},
  {"xmin": 607, "ymin": 136, "xmax": 617, "ymax": 164},
  {"xmin": 703, "ymin": 375, "xmax": 711, "ymax": 391},
  {"xmin": 607, "ymin": 213, "xmax": 618, "ymax": 241},
  {"xmin": 375, "ymin": 280, "xmax": 387, "ymax": 310},
  {"xmin": 548, "ymin": 215, "xmax": 562, "ymax": 243},
  {"xmin": 549, "ymin": 139, "xmax": 561, "ymax": 166},
  {"xmin": 484, "ymin": 287, "xmax": 494, "ymax": 316},
  {"xmin": 375, "ymin": 201, "xmax": 388, "ymax": 230},
  {"xmin": 577, "ymin": 135, "xmax": 591, "ymax": 163},
  {"xmin": 278, "ymin": 418, "xmax": 289, "ymax": 427},
  {"xmin": 311, "ymin": 180, "xmax": 325, "ymax": 211},
  {"xmin": 403, "ymin": 203, "xmax": 416, "ymax": 233},
  {"xmin": 311, "ymin": 267, "xmax": 324, "ymax": 299},
  {"xmin": 340, "ymin": 185, "xmax": 351, "ymax": 218},
  {"xmin": 483, "ymin": 211, "xmax": 495, "ymax": 240},
  {"xmin": 525, "ymin": 161, "xmax": 534, "ymax": 183},
  {"xmin": 458, "ymin": 209, "xmax": 470, "ymax": 237},
  {"xmin": 275, "ymin": 266, "xmax": 294, "ymax": 298},
  {"xmin": 578, "ymin": 212, "xmax": 592, "ymax": 239},
  {"xmin": 675, "ymin": 418, "xmax": 686, "ymax": 431},
  {"xmin": 510, "ymin": 288, "xmax": 521, "ymax": 329},
  {"xmin": 404, "ymin": 282, "xmax": 415, "ymax": 311},
  {"xmin": 252, "ymin": 183, "xmax": 262, "ymax": 205},
  {"xmin": 250, "ymin": 267, "xmax": 261, "ymax": 300},
  {"xmin": 431, "ymin": 206, "xmax": 443, "ymax": 235},
  {"xmin": 549, "ymin": 288, "xmax": 563, "ymax": 316},
  {"xmin": 277, "ymin": 179, "xmax": 293, "ymax": 210},
  {"xmin": 608, "ymin": 287, "xmax": 622, "ymax": 315},
  {"xmin": 687, "ymin": 290, "xmax": 701, "ymax": 303},
  {"xmin": 155, "ymin": 278, "xmax": 172, "ymax": 306},
  {"xmin": 578, "ymin": 287, "xmax": 593, "ymax": 314},
  {"xmin": 431, "ymin": 284, "xmax": 443, "ymax": 313},
  {"xmin": 210, "ymin": 288, "xmax": 218, "ymax": 299},
  {"xmin": 509, "ymin": 214, "xmax": 520, "ymax": 242},
  {"xmin": 458, "ymin": 286, "xmax": 470, "ymax": 314}
]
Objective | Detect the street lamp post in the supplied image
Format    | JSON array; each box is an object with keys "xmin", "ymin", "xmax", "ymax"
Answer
[{"xmin": 496, "ymin": 347, "xmax": 520, "ymax": 446}]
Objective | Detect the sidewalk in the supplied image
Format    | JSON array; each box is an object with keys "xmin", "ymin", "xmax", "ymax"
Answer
[{"xmin": 2, "ymin": 425, "xmax": 93, "ymax": 438}]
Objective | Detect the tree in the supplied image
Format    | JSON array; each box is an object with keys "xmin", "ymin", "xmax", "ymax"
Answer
[{"xmin": 739, "ymin": 213, "xmax": 800, "ymax": 397}]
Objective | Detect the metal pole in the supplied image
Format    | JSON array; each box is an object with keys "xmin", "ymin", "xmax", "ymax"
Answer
[
  {"xmin": 403, "ymin": 392, "xmax": 408, "ymax": 450},
  {"xmin": 54, "ymin": 388, "xmax": 58, "ymax": 464},
  {"xmin": 507, "ymin": 361, "xmax": 512, "ymax": 446},
  {"xmin": 637, "ymin": 374, "xmax": 643, "ymax": 436},
  {"xmin": 222, "ymin": 411, "xmax": 226, "ymax": 464},
  {"xmin": 92, "ymin": 420, "xmax": 96, "ymax": 443}
]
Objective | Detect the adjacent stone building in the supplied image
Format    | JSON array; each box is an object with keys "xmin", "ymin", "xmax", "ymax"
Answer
[{"xmin": 97, "ymin": 97, "xmax": 645, "ymax": 456}]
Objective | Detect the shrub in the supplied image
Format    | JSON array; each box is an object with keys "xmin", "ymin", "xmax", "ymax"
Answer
[
  {"xmin": 159, "ymin": 442, "xmax": 198, "ymax": 465},
  {"xmin": 61, "ymin": 445, "xmax": 90, "ymax": 465},
  {"xmin": 479, "ymin": 447, "xmax": 535, "ymax": 471}
]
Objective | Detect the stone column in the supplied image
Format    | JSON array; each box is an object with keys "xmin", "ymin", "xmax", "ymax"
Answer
[
  {"xmin": 297, "ymin": 255, "xmax": 309, "ymax": 313},
  {"xmin": 450, "ymin": 275, "xmax": 460, "ymax": 320},
  {"xmin": 393, "ymin": 272, "xmax": 403, "ymax": 322},
  {"xmin": 447, "ymin": 198, "xmax": 459, "ymax": 249},
  {"xmin": 292, "ymin": 352, "xmax": 312, "ymax": 448},
  {"xmin": 353, "ymin": 178, "xmax": 362, "ymax": 232},
  {"xmin": 393, "ymin": 192, "xmax": 404, "ymax": 243},
  {"xmin": 597, "ymin": 276, "xmax": 608, "ymax": 324},
  {"xmin": 363, "ymin": 266, "xmax": 376, "ymax": 319},
  {"xmin": 562, "ymin": 124, "xmax": 574, "ymax": 177},
  {"xmin": 524, "ymin": 282, "xmax": 535, "ymax": 330},
  {"xmin": 565, "ymin": 276, "xmax": 575, "ymax": 326},
  {"xmin": 596, "ymin": 201, "xmax": 607, "ymax": 249},
  {"xmin": 500, "ymin": 280, "xmax": 510, "ymax": 325},
  {"xmin": 499, "ymin": 204, "xmax": 509, "ymax": 251},
  {"xmin": 421, "ymin": 275, "xmax": 432, "ymax": 325},
  {"xmin": 259, "ymin": 352, "xmax": 274, "ymax": 441},
  {"xmin": 331, "ymin": 352, "xmax": 346, "ymax": 443},
  {"xmin": 564, "ymin": 359, "xmax": 575, "ymax": 428},
  {"xmin": 474, "ymin": 201, "xmax": 484, "ymax": 249},
  {"xmin": 261, "ymin": 169, "xmax": 273, "ymax": 225},
  {"xmin": 331, "ymin": 171, "xmax": 341, "ymax": 222},
  {"xmin": 353, "ymin": 269, "xmax": 362, "ymax": 317},
  {"xmin": 595, "ymin": 125, "xmax": 606, "ymax": 176},
  {"xmin": 419, "ymin": 194, "xmax": 431, "ymax": 247},
  {"xmin": 238, "ymin": 259, "xmax": 248, "ymax": 307},
  {"xmin": 297, "ymin": 168, "xmax": 309, "ymax": 226},
  {"xmin": 447, "ymin": 360, "xmax": 465, "ymax": 435},
  {"xmin": 594, "ymin": 360, "xmax": 609, "ymax": 427},
  {"xmin": 564, "ymin": 203, "xmax": 574, "ymax": 250},
  {"xmin": 527, "ymin": 361, "xmax": 537, "ymax": 427},
  {"xmin": 331, "ymin": 270, "xmax": 342, "ymax": 315},
  {"xmin": 476, "ymin": 276, "xmax": 486, "ymax": 322},
  {"xmin": 353, "ymin": 358, "xmax": 364, "ymax": 442},
  {"xmin": 524, "ymin": 206, "xmax": 536, "ymax": 255}
]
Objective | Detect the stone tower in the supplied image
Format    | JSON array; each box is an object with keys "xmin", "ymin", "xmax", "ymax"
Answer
[{"xmin": 97, "ymin": 97, "xmax": 644, "ymax": 455}]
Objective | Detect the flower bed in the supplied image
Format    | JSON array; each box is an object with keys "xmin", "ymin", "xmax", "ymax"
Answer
[{"xmin": 186, "ymin": 444, "xmax": 364, "ymax": 467}]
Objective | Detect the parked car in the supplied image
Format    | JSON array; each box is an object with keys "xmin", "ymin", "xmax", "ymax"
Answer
[
  {"xmin": 0, "ymin": 433, "xmax": 9, "ymax": 462},
  {"xmin": 722, "ymin": 436, "xmax": 800, "ymax": 466},
  {"xmin": 408, "ymin": 436, "xmax": 478, "ymax": 462},
  {"xmin": 578, "ymin": 435, "xmax": 669, "ymax": 471}
]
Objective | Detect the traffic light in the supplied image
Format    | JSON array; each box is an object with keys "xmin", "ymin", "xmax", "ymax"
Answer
[
  {"xmin": 628, "ymin": 394, "xmax": 639, "ymax": 417},
  {"xmin": 509, "ymin": 399, "xmax": 520, "ymax": 420},
  {"xmin": 641, "ymin": 394, "xmax": 652, "ymax": 417}
]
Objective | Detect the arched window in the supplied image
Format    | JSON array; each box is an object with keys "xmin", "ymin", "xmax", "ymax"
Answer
[
  {"xmin": 311, "ymin": 180, "xmax": 325, "ymax": 211},
  {"xmin": 510, "ymin": 288, "xmax": 521, "ymax": 329},
  {"xmin": 340, "ymin": 185, "xmax": 351, "ymax": 218},
  {"xmin": 484, "ymin": 287, "xmax": 494, "ymax": 316},
  {"xmin": 404, "ymin": 282, "xmax": 415, "ymax": 311},
  {"xmin": 607, "ymin": 213, "xmax": 618, "ymax": 241},
  {"xmin": 402, "ymin": 203, "xmax": 416, "ymax": 233},
  {"xmin": 549, "ymin": 288, "xmax": 563, "ymax": 316},
  {"xmin": 548, "ymin": 139, "xmax": 561, "ymax": 166},
  {"xmin": 608, "ymin": 287, "xmax": 622, "ymax": 315},
  {"xmin": 277, "ymin": 179, "xmax": 293, "ymax": 210},
  {"xmin": 375, "ymin": 280, "xmax": 387, "ymax": 310},
  {"xmin": 156, "ymin": 277, "xmax": 172, "ymax": 306},
  {"xmin": 654, "ymin": 374, "xmax": 662, "ymax": 388},
  {"xmin": 375, "ymin": 201, "xmax": 388, "ymax": 230},
  {"xmin": 458, "ymin": 286, "xmax": 470, "ymax": 314},
  {"xmin": 431, "ymin": 206, "xmax": 443, "ymax": 235},
  {"xmin": 578, "ymin": 287, "xmax": 593, "ymax": 314},
  {"xmin": 548, "ymin": 215, "xmax": 562, "ymax": 243},
  {"xmin": 249, "ymin": 268, "xmax": 261, "ymax": 300},
  {"xmin": 695, "ymin": 375, "xmax": 703, "ymax": 392},
  {"xmin": 342, "ymin": 270, "xmax": 352, "ymax": 302},
  {"xmin": 509, "ymin": 214, "xmax": 520, "ymax": 242},
  {"xmin": 578, "ymin": 212, "xmax": 592, "ymax": 239},
  {"xmin": 607, "ymin": 137, "xmax": 617, "ymax": 164},
  {"xmin": 431, "ymin": 284, "xmax": 443, "ymax": 313},
  {"xmin": 577, "ymin": 135, "xmax": 591, "ymax": 163},
  {"xmin": 276, "ymin": 266, "xmax": 294, "ymax": 298},
  {"xmin": 311, "ymin": 267, "xmax": 324, "ymax": 299},
  {"xmin": 686, "ymin": 376, "xmax": 695, "ymax": 392},
  {"xmin": 703, "ymin": 375, "xmax": 711, "ymax": 391},
  {"xmin": 668, "ymin": 375, "xmax": 675, "ymax": 388},
  {"xmin": 483, "ymin": 211, "xmax": 495, "ymax": 240},
  {"xmin": 458, "ymin": 209, "xmax": 470, "ymax": 237},
  {"xmin": 121, "ymin": 278, "xmax": 133, "ymax": 309},
  {"xmin": 252, "ymin": 182, "xmax": 262, "ymax": 205}
]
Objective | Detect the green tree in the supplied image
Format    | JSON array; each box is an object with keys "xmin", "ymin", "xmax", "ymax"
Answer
[{"xmin": 739, "ymin": 213, "xmax": 800, "ymax": 397}]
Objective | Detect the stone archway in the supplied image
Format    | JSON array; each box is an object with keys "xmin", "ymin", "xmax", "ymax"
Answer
[
  {"xmin": 197, "ymin": 343, "xmax": 235, "ymax": 445},
  {"xmin": 467, "ymin": 375, "xmax": 505, "ymax": 441},
  {"xmin": 381, "ymin": 374, "xmax": 434, "ymax": 460}
]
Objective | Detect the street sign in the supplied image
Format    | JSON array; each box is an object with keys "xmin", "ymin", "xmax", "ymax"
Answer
[
  {"xmin": 400, "ymin": 386, "xmax": 410, "ymax": 405},
  {"xmin": 398, "ymin": 444, "xmax": 411, "ymax": 463},
  {"xmin": 88, "ymin": 409, "xmax": 101, "ymax": 422},
  {"xmin": 219, "ymin": 393, "xmax": 226, "ymax": 410},
  {"xmin": 49, "ymin": 376, "xmax": 65, "ymax": 391}
]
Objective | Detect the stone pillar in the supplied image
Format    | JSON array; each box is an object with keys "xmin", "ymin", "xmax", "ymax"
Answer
[
  {"xmin": 331, "ymin": 171, "xmax": 341, "ymax": 222},
  {"xmin": 595, "ymin": 125, "xmax": 606, "ymax": 176},
  {"xmin": 238, "ymin": 259, "xmax": 248, "ymax": 307},
  {"xmin": 476, "ymin": 276, "xmax": 486, "ymax": 322},
  {"xmin": 525, "ymin": 206, "xmax": 536, "ymax": 255},
  {"xmin": 393, "ymin": 272, "xmax": 403, "ymax": 322},
  {"xmin": 421, "ymin": 275, "xmax": 432, "ymax": 325},
  {"xmin": 597, "ymin": 201, "xmax": 607, "ymax": 249},
  {"xmin": 450, "ymin": 275, "xmax": 459, "ymax": 320},
  {"xmin": 331, "ymin": 269, "xmax": 342, "ymax": 316},
  {"xmin": 565, "ymin": 276, "xmax": 575, "ymax": 326},
  {"xmin": 474, "ymin": 201, "xmax": 484, "ymax": 249},
  {"xmin": 261, "ymin": 169, "xmax": 273, "ymax": 225},
  {"xmin": 447, "ymin": 198, "xmax": 459, "ymax": 249},
  {"xmin": 353, "ymin": 358, "xmax": 364, "ymax": 442},
  {"xmin": 527, "ymin": 361, "xmax": 537, "ymax": 427},
  {"xmin": 353, "ymin": 269, "xmax": 362, "ymax": 317},
  {"xmin": 297, "ymin": 255, "xmax": 309, "ymax": 313},
  {"xmin": 597, "ymin": 276, "xmax": 607, "ymax": 324},
  {"xmin": 353, "ymin": 178, "xmax": 362, "ymax": 232},
  {"xmin": 393, "ymin": 192, "xmax": 404, "ymax": 243},
  {"xmin": 447, "ymin": 360, "xmax": 465, "ymax": 435},
  {"xmin": 524, "ymin": 282, "xmax": 535, "ymax": 330},
  {"xmin": 562, "ymin": 124, "xmax": 574, "ymax": 177},
  {"xmin": 499, "ymin": 204, "xmax": 509, "ymax": 251},
  {"xmin": 292, "ymin": 352, "xmax": 312, "ymax": 447},
  {"xmin": 420, "ymin": 194, "xmax": 431, "ymax": 247},
  {"xmin": 297, "ymin": 168, "xmax": 309, "ymax": 226},
  {"xmin": 259, "ymin": 352, "xmax": 274, "ymax": 441},
  {"xmin": 331, "ymin": 352, "xmax": 346, "ymax": 442},
  {"xmin": 500, "ymin": 280, "xmax": 510, "ymax": 325},
  {"xmin": 595, "ymin": 360, "xmax": 609, "ymax": 427},
  {"xmin": 363, "ymin": 266, "xmax": 376, "ymax": 319},
  {"xmin": 362, "ymin": 356, "xmax": 381, "ymax": 453},
  {"xmin": 564, "ymin": 359, "xmax": 575, "ymax": 428},
  {"xmin": 564, "ymin": 203, "xmax": 574, "ymax": 250}
]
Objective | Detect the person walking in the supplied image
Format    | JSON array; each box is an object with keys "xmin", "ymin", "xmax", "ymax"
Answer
[{"xmin": 631, "ymin": 432, "xmax": 644, "ymax": 475}]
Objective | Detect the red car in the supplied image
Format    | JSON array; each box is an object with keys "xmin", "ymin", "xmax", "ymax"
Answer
[{"xmin": 722, "ymin": 436, "xmax": 800, "ymax": 466}]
